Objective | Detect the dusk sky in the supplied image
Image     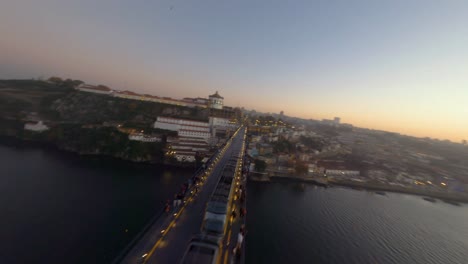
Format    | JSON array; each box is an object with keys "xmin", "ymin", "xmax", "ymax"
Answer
[{"xmin": 1, "ymin": 0, "xmax": 467, "ymax": 141}]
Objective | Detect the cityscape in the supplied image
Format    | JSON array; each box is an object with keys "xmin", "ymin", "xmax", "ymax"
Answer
[{"xmin": 1, "ymin": 1, "xmax": 468, "ymax": 264}]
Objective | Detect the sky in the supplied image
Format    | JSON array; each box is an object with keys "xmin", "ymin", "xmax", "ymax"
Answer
[{"xmin": 1, "ymin": 0, "xmax": 467, "ymax": 141}]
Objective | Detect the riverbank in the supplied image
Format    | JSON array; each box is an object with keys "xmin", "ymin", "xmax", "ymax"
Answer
[
  {"xmin": 328, "ymin": 179, "xmax": 468, "ymax": 204},
  {"xmin": 249, "ymin": 173, "xmax": 468, "ymax": 204},
  {"xmin": 0, "ymin": 135, "xmax": 199, "ymax": 169},
  {"xmin": 245, "ymin": 181, "xmax": 468, "ymax": 264}
]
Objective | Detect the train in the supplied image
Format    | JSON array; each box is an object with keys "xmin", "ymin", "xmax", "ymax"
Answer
[{"xmin": 180, "ymin": 155, "xmax": 242, "ymax": 264}]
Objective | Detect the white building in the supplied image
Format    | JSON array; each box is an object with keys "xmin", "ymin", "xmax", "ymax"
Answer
[
  {"xmin": 209, "ymin": 116, "xmax": 237, "ymax": 129},
  {"xmin": 178, "ymin": 129, "xmax": 211, "ymax": 139},
  {"xmin": 167, "ymin": 136, "xmax": 211, "ymax": 163},
  {"xmin": 77, "ymin": 84, "xmax": 112, "ymax": 95},
  {"xmin": 128, "ymin": 133, "xmax": 162, "ymax": 142},
  {"xmin": 208, "ymin": 91, "xmax": 224, "ymax": 109},
  {"xmin": 154, "ymin": 117, "xmax": 211, "ymax": 140},
  {"xmin": 325, "ymin": 169, "xmax": 360, "ymax": 177},
  {"xmin": 183, "ymin": 97, "xmax": 209, "ymax": 105},
  {"xmin": 174, "ymin": 151, "xmax": 196, "ymax": 162},
  {"xmin": 24, "ymin": 121, "xmax": 49, "ymax": 132}
]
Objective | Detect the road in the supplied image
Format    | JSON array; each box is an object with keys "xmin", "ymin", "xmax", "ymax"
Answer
[{"xmin": 119, "ymin": 127, "xmax": 246, "ymax": 264}]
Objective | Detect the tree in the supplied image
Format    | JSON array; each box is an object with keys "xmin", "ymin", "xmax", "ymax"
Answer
[
  {"xmin": 254, "ymin": 159, "xmax": 267, "ymax": 172},
  {"xmin": 72, "ymin": 80, "xmax": 84, "ymax": 87},
  {"xmin": 299, "ymin": 136, "xmax": 325, "ymax": 151},
  {"xmin": 48, "ymin": 76, "xmax": 63, "ymax": 83},
  {"xmin": 273, "ymin": 139, "xmax": 293, "ymax": 153}
]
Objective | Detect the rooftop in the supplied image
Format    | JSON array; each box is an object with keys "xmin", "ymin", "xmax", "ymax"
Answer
[
  {"xmin": 79, "ymin": 84, "xmax": 111, "ymax": 91},
  {"xmin": 209, "ymin": 91, "xmax": 224, "ymax": 99}
]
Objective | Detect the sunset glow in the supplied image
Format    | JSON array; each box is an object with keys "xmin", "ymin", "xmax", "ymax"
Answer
[{"xmin": 1, "ymin": 0, "xmax": 467, "ymax": 141}]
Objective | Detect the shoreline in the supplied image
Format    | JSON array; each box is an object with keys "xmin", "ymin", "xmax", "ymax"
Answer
[
  {"xmin": 0, "ymin": 135, "xmax": 198, "ymax": 170},
  {"xmin": 329, "ymin": 180, "xmax": 468, "ymax": 204},
  {"xmin": 249, "ymin": 174, "xmax": 468, "ymax": 204}
]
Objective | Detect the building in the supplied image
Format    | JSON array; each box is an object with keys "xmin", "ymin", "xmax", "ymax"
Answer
[
  {"xmin": 208, "ymin": 91, "xmax": 224, "ymax": 109},
  {"xmin": 76, "ymin": 84, "xmax": 112, "ymax": 95},
  {"xmin": 334, "ymin": 117, "xmax": 341, "ymax": 124},
  {"xmin": 317, "ymin": 160, "xmax": 361, "ymax": 177},
  {"xmin": 154, "ymin": 116, "xmax": 211, "ymax": 140},
  {"xmin": 76, "ymin": 83, "xmax": 227, "ymax": 111},
  {"xmin": 183, "ymin": 97, "xmax": 209, "ymax": 105},
  {"xmin": 308, "ymin": 164, "xmax": 317, "ymax": 174},
  {"xmin": 24, "ymin": 121, "xmax": 49, "ymax": 132},
  {"xmin": 325, "ymin": 169, "xmax": 360, "ymax": 177},
  {"xmin": 178, "ymin": 129, "xmax": 211, "ymax": 139},
  {"xmin": 209, "ymin": 116, "xmax": 237, "ymax": 128},
  {"xmin": 166, "ymin": 137, "xmax": 211, "ymax": 163},
  {"xmin": 298, "ymin": 153, "xmax": 310, "ymax": 162},
  {"xmin": 128, "ymin": 133, "xmax": 162, "ymax": 142},
  {"xmin": 258, "ymin": 143, "xmax": 273, "ymax": 155}
]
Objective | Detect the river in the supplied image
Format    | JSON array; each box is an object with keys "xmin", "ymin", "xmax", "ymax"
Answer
[
  {"xmin": 2, "ymin": 144, "xmax": 468, "ymax": 264},
  {"xmin": 246, "ymin": 181, "xmax": 468, "ymax": 264},
  {"xmin": 0, "ymin": 144, "xmax": 193, "ymax": 264}
]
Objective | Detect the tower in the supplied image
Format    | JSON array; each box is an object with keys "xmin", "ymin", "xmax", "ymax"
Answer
[{"xmin": 208, "ymin": 91, "xmax": 224, "ymax": 110}]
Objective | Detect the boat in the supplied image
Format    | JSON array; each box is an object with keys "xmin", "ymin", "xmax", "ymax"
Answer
[{"xmin": 374, "ymin": 191, "xmax": 386, "ymax": 196}]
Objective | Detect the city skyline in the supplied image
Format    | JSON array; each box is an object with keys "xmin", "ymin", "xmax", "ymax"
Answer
[{"xmin": 1, "ymin": 0, "xmax": 467, "ymax": 141}]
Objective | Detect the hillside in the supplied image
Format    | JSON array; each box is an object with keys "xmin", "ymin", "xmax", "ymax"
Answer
[{"xmin": 0, "ymin": 79, "xmax": 209, "ymax": 165}]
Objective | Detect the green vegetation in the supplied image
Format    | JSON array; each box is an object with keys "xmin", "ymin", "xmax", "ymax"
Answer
[
  {"xmin": 273, "ymin": 138, "xmax": 294, "ymax": 153},
  {"xmin": 299, "ymin": 136, "xmax": 326, "ymax": 151},
  {"xmin": 51, "ymin": 91, "xmax": 208, "ymax": 127},
  {"xmin": 0, "ymin": 79, "xmax": 78, "ymax": 120},
  {"xmin": 1, "ymin": 120, "xmax": 165, "ymax": 162},
  {"xmin": 0, "ymin": 79, "xmax": 208, "ymax": 163}
]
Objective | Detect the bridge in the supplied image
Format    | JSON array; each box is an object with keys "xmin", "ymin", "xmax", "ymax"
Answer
[{"xmin": 116, "ymin": 127, "xmax": 248, "ymax": 264}]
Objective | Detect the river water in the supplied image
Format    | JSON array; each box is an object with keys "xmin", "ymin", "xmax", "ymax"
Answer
[
  {"xmin": 2, "ymin": 144, "xmax": 468, "ymax": 264},
  {"xmin": 246, "ymin": 182, "xmax": 468, "ymax": 264},
  {"xmin": 0, "ymin": 144, "xmax": 193, "ymax": 264}
]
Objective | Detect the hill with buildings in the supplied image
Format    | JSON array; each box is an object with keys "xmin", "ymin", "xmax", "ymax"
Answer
[{"xmin": 0, "ymin": 79, "xmax": 242, "ymax": 165}]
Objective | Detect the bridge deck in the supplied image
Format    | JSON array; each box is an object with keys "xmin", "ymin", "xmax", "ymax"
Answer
[{"xmin": 120, "ymin": 129, "xmax": 245, "ymax": 264}]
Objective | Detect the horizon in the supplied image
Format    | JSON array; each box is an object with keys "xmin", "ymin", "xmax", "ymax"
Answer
[{"xmin": 1, "ymin": 0, "xmax": 467, "ymax": 141}]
